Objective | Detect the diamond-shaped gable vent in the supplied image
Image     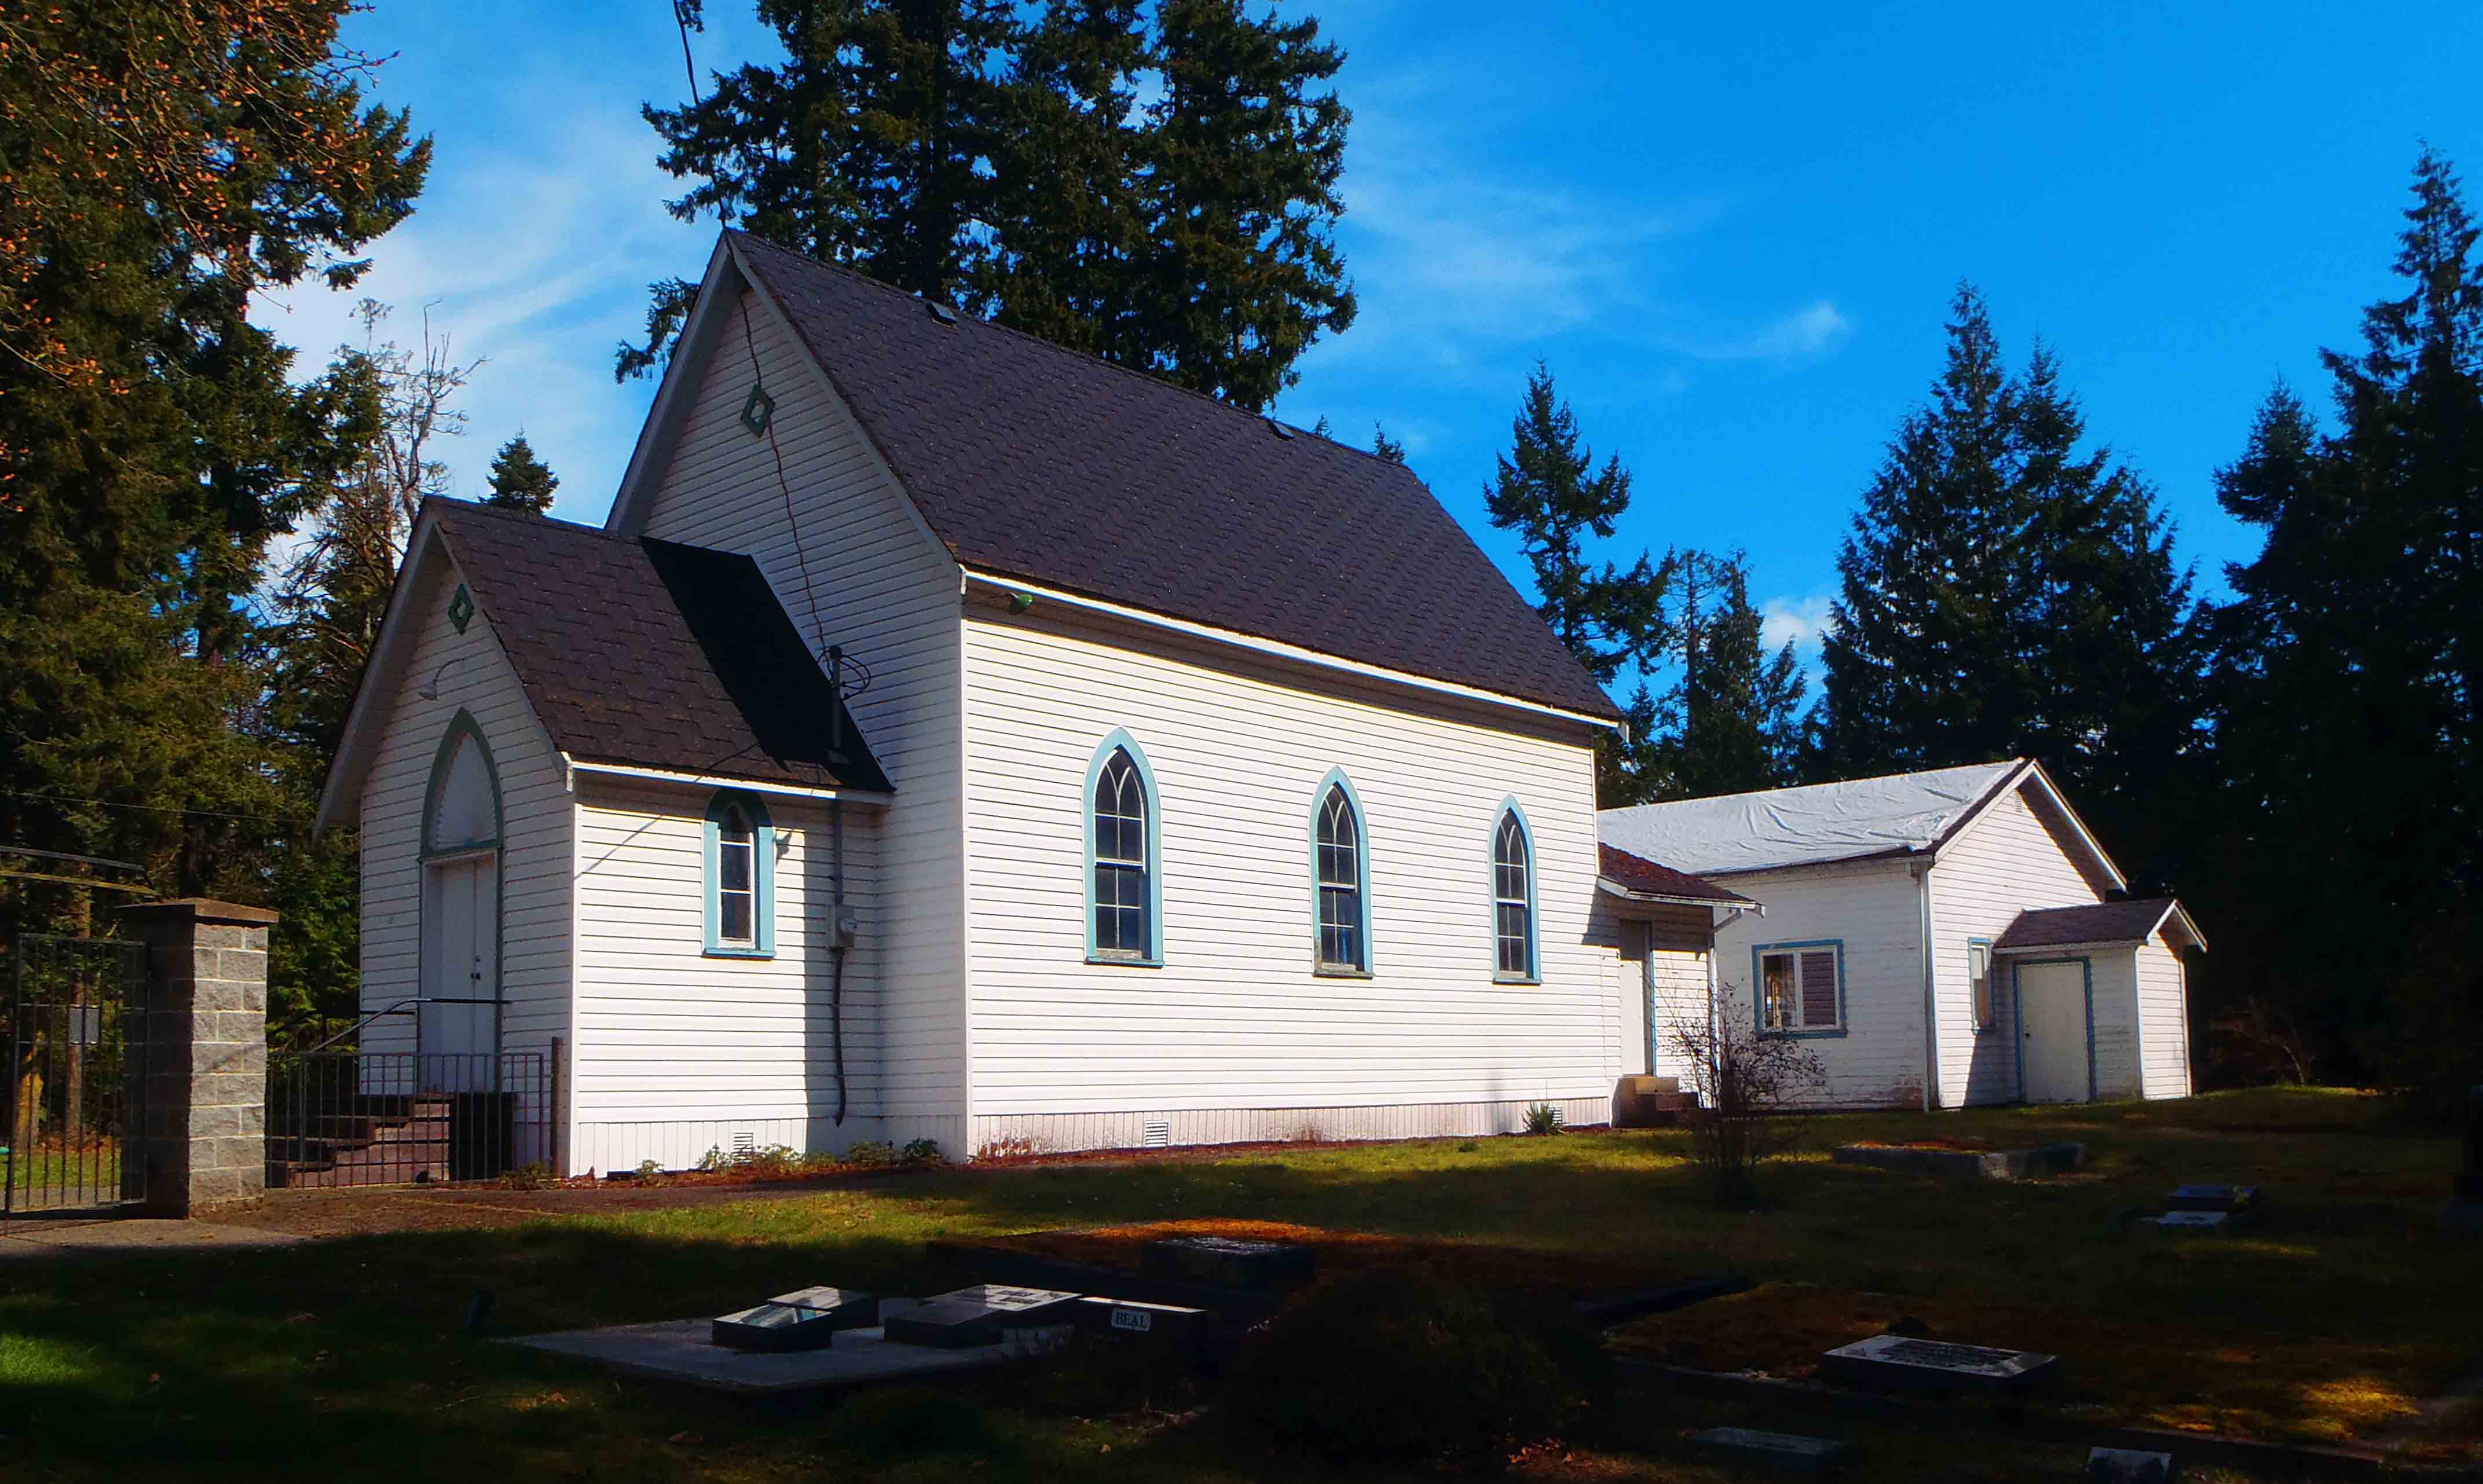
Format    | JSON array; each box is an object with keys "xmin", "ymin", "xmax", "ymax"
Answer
[
  {"xmin": 741, "ymin": 384, "xmax": 775, "ymax": 438},
  {"xmin": 447, "ymin": 584, "xmax": 474, "ymax": 633}
]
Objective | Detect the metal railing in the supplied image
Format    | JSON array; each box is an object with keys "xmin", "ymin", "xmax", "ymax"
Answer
[
  {"xmin": 5, "ymin": 934, "xmax": 149, "ymax": 1215},
  {"xmin": 265, "ymin": 1051, "xmax": 550, "ymax": 1189}
]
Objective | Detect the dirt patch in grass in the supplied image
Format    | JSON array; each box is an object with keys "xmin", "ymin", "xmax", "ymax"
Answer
[
  {"xmin": 1610, "ymin": 1280, "xmax": 2453, "ymax": 1448},
  {"xmin": 1839, "ymin": 1137, "xmax": 1997, "ymax": 1152},
  {"xmin": 976, "ymin": 1218, "xmax": 1680, "ymax": 1299}
]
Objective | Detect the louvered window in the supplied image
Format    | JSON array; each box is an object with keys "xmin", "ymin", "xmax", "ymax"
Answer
[{"xmin": 1759, "ymin": 944, "xmax": 1843, "ymax": 1032}]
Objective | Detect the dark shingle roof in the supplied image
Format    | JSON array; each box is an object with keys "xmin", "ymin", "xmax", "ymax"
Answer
[
  {"xmin": 725, "ymin": 232, "xmax": 1619, "ymax": 721},
  {"xmin": 1994, "ymin": 899, "xmax": 2180, "ymax": 951},
  {"xmin": 1598, "ymin": 845, "xmax": 1752, "ymax": 904},
  {"xmin": 431, "ymin": 500, "xmax": 889, "ymax": 792}
]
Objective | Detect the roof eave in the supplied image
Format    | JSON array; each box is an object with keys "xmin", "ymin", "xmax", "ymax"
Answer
[{"xmin": 314, "ymin": 508, "xmax": 452, "ymax": 837}]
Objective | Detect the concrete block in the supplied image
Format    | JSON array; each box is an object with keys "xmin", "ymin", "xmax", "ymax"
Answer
[{"xmin": 215, "ymin": 948, "xmax": 267, "ymax": 981}]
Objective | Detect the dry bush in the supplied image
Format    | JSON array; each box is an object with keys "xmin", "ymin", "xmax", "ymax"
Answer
[{"xmin": 1665, "ymin": 1013, "xmax": 1826, "ymax": 1207}]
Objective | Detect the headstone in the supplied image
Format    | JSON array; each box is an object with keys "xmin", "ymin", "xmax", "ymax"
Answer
[
  {"xmin": 2447, "ymin": 1085, "xmax": 2483, "ymax": 1233},
  {"xmin": 1820, "ymin": 1333, "xmax": 2061, "ymax": 1395},
  {"xmin": 1689, "ymin": 1427, "xmax": 1848, "ymax": 1475},
  {"xmin": 2149, "ymin": 1211, "xmax": 2231, "ymax": 1230},
  {"xmin": 1138, "ymin": 1235, "xmax": 1316, "ymax": 1289},
  {"xmin": 2087, "ymin": 1446, "xmax": 2174, "ymax": 1483},
  {"xmin": 1071, "ymin": 1296, "xmax": 1210, "ymax": 1344},
  {"xmin": 711, "ymin": 1286, "xmax": 880, "ymax": 1353},
  {"xmin": 881, "ymin": 1285, "xmax": 1083, "ymax": 1349},
  {"xmin": 2166, "ymin": 1183, "xmax": 2257, "ymax": 1213}
]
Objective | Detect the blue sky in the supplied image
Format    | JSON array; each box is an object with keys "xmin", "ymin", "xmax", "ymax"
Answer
[{"xmin": 257, "ymin": 0, "xmax": 2483, "ymax": 663}]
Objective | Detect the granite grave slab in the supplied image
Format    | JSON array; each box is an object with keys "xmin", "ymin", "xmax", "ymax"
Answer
[
  {"xmin": 2086, "ymin": 1446, "xmax": 2175, "ymax": 1483},
  {"xmin": 711, "ymin": 1285, "xmax": 879, "ymax": 1352},
  {"xmin": 882, "ymin": 1285, "xmax": 1085, "ymax": 1349},
  {"xmin": 1689, "ymin": 1427, "xmax": 1848, "ymax": 1475},
  {"xmin": 2148, "ymin": 1211, "xmax": 2233, "ymax": 1230},
  {"xmin": 1138, "ymin": 1235, "xmax": 1316, "ymax": 1289},
  {"xmin": 1820, "ymin": 1333, "xmax": 2061, "ymax": 1395},
  {"xmin": 1830, "ymin": 1142, "xmax": 2087, "ymax": 1181},
  {"xmin": 506, "ymin": 1304, "xmax": 1068, "ymax": 1396}
]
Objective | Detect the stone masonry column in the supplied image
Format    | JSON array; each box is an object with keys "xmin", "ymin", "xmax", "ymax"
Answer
[{"xmin": 116, "ymin": 899, "xmax": 277, "ymax": 1216}]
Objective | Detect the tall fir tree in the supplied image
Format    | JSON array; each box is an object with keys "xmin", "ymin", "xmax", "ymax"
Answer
[
  {"xmin": 485, "ymin": 434, "xmax": 561, "ymax": 515},
  {"xmin": 629, "ymin": 1, "xmax": 1352, "ymax": 411},
  {"xmin": 0, "ymin": 2, "xmax": 426, "ymax": 929},
  {"xmin": 1671, "ymin": 552, "xmax": 1807, "ymax": 799},
  {"xmin": 2203, "ymin": 149, "xmax": 2483, "ymax": 1111},
  {"xmin": 1817, "ymin": 285, "xmax": 2199, "ymax": 881},
  {"xmin": 1370, "ymin": 422, "xmax": 1408, "ymax": 464}
]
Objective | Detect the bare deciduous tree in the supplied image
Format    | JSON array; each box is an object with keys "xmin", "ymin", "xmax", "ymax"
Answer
[{"xmin": 1666, "ymin": 1002, "xmax": 1828, "ymax": 1207}]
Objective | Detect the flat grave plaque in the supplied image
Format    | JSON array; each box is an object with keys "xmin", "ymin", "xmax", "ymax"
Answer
[
  {"xmin": 2087, "ymin": 1446, "xmax": 2174, "ymax": 1483},
  {"xmin": 882, "ymin": 1285, "xmax": 1084, "ymax": 1350},
  {"xmin": 1689, "ymin": 1427, "xmax": 1848, "ymax": 1476},
  {"xmin": 1137, "ymin": 1236, "xmax": 1316, "ymax": 1289},
  {"xmin": 711, "ymin": 1286, "xmax": 879, "ymax": 1353},
  {"xmin": 1820, "ymin": 1333, "xmax": 2060, "ymax": 1395},
  {"xmin": 1070, "ymin": 1296, "xmax": 1210, "ymax": 1343},
  {"xmin": 2149, "ymin": 1211, "xmax": 2232, "ymax": 1230},
  {"xmin": 2166, "ymin": 1183, "xmax": 2257, "ymax": 1212}
]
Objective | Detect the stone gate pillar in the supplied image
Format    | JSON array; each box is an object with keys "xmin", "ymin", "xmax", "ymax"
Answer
[{"xmin": 117, "ymin": 899, "xmax": 277, "ymax": 1217}]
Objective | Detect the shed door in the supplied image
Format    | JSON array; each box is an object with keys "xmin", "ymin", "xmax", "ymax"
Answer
[
  {"xmin": 421, "ymin": 853, "xmax": 497, "ymax": 1091},
  {"xmin": 2017, "ymin": 959, "xmax": 2090, "ymax": 1104}
]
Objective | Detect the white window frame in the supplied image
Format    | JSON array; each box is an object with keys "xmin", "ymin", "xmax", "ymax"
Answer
[{"xmin": 1755, "ymin": 940, "xmax": 1845, "ymax": 1036}]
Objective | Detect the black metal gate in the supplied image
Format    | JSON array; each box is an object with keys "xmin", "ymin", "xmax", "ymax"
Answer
[{"xmin": 5, "ymin": 934, "xmax": 150, "ymax": 1214}]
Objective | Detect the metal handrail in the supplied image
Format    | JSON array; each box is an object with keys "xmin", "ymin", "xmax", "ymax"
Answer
[{"xmin": 297, "ymin": 999, "xmax": 420, "ymax": 1056}]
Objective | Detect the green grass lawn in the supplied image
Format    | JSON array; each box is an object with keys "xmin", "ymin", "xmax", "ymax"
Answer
[{"xmin": 1, "ymin": 1088, "xmax": 2472, "ymax": 1483}]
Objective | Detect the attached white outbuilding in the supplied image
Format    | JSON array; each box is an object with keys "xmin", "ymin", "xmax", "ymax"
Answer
[{"xmin": 1599, "ymin": 760, "xmax": 2205, "ymax": 1108}]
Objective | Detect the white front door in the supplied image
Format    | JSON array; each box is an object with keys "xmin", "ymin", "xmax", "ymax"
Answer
[
  {"xmin": 421, "ymin": 853, "xmax": 497, "ymax": 1092},
  {"xmin": 2017, "ymin": 959, "xmax": 2090, "ymax": 1104}
]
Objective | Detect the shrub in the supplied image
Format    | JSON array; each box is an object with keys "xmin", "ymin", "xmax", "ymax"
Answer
[
  {"xmin": 1665, "ymin": 1006, "xmax": 1827, "ymax": 1208},
  {"xmin": 899, "ymin": 1137, "xmax": 944, "ymax": 1166},
  {"xmin": 1521, "ymin": 1101, "xmax": 1565, "ymax": 1136},
  {"xmin": 1225, "ymin": 1268, "xmax": 1604, "ymax": 1470},
  {"xmin": 632, "ymin": 1159, "xmax": 665, "ymax": 1185},
  {"xmin": 842, "ymin": 1139, "xmax": 899, "ymax": 1167},
  {"xmin": 827, "ymin": 1385, "xmax": 988, "ymax": 1458},
  {"xmin": 498, "ymin": 1161, "xmax": 552, "ymax": 1191}
]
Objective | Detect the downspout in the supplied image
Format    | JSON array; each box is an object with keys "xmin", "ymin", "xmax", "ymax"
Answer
[
  {"xmin": 827, "ymin": 646, "xmax": 850, "ymax": 1126},
  {"xmin": 1914, "ymin": 860, "xmax": 1938, "ymax": 1112}
]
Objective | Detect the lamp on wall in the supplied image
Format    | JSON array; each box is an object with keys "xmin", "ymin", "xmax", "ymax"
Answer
[{"xmin": 418, "ymin": 659, "xmax": 462, "ymax": 701}]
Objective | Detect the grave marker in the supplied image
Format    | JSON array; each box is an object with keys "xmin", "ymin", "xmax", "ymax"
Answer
[
  {"xmin": 1820, "ymin": 1333, "xmax": 2060, "ymax": 1395},
  {"xmin": 710, "ymin": 1286, "xmax": 880, "ymax": 1353},
  {"xmin": 881, "ymin": 1285, "xmax": 1083, "ymax": 1349},
  {"xmin": 2447, "ymin": 1084, "xmax": 2483, "ymax": 1233},
  {"xmin": 1071, "ymin": 1296, "xmax": 1210, "ymax": 1344},
  {"xmin": 1689, "ymin": 1427, "xmax": 1848, "ymax": 1475},
  {"xmin": 1138, "ymin": 1235, "xmax": 1316, "ymax": 1289},
  {"xmin": 2166, "ymin": 1183, "xmax": 2257, "ymax": 1213},
  {"xmin": 2086, "ymin": 1446, "xmax": 2175, "ymax": 1483},
  {"xmin": 2148, "ymin": 1211, "xmax": 2232, "ymax": 1230}
]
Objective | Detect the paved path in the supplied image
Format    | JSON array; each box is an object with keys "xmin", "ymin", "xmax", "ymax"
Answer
[{"xmin": 0, "ymin": 1213, "xmax": 308, "ymax": 1260}]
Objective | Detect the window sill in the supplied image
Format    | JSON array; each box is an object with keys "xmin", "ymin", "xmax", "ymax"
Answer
[
  {"xmin": 1086, "ymin": 954, "xmax": 1162, "ymax": 969},
  {"xmin": 704, "ymin": 946, "xmax": 774, "ymax": 961},
  {"xmin": 1313, "ymin": 966, "xmax": 1372, "ymax": 979},
  {"xmin": 1759, "ymin": 1026, "xmax": 1848, "ymax": 1040},
  {"xmin": 1492, "ymin": 972, "xmax": 1540, "ymax": 986}
]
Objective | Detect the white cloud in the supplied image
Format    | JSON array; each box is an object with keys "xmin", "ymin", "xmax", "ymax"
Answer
[
  {"xmin": 1761, "ymin": 592, "xmax": 1839, "ymax": 656},
  {"xmin": 1709, "ymin": 299, "xmax": 1852, "ymax": 362}
]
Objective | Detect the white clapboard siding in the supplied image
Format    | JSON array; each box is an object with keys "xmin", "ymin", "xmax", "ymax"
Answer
[
  {"xmin": 1709, "ymin": 859, "xmax": 1928, "ymax": 1108},
  {"xmin": 1603, "ymin": 904, "xmax": 1719, "ymax": 1082},
  {"xmin": 1926, "ymin": 783, "xmax": 2111, "ymax": 1106},
  {"xmin": 958, "ymin": 602, "xmax": 1613, "ymax": 1146},
  {"xmin": 357, "ymin": 555, "xmax": 572, "ymax": 1062},
  {"xmin": 629, "ymin": 282, "xmax": 967, "ymax": 1153},
  {"xmin": 2134, "ymin": 936, "xmax": 2193, "ymax": 1098},
  {"xmin": 1648, "ymin": 946, "xmax": 1715, "ymax": 1083},
  {"xmin": 569, "ymin": 776, "xmax": 883, "ymax": 1173}
]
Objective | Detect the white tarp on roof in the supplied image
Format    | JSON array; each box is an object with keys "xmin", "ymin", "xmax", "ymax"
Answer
[{"xmin": 1598, "ymin": 760, "xmax": 2022, "ymax": 876}]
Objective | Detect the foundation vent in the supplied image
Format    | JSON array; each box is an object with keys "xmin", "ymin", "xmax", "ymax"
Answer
[{"xmin": 1141, "ymin": 1120, "xmax": 1171, "ymax": 1149}]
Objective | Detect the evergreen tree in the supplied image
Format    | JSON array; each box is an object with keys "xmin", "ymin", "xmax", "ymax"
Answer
[
  {"xmin": 1485, "ymin": 363, "xmax": 1667, "ymax": 684},
  {"xmin": 627, "ymin": 1, "xmax": 1354, "ymax": 411},
  {"xmin": 2203, "ymin": 149, "xmax": 2483, "ymax": 1111},
  {"xmin": 1672, "ymin": 553, "xmax": 1807, "ymax": 797},
  {"xmin": 1817, "ymin": 285, "xmax": 2199, "ymax": 878},
  {"xmin": 1371, "ymin": 422, "xmax": 1408, "ymax": 465},
  {"xmin": 485, "ymin": 434, "xmax": 561, "ymax": 515},
  {"xmin": 0, "ymin": 2, "xmax": 426, "ymax": 924}
]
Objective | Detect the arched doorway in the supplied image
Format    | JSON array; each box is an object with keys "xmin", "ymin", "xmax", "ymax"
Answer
[{"xmin": 421, "ymin": 713, "xmax": 501, "ymax": 1092}]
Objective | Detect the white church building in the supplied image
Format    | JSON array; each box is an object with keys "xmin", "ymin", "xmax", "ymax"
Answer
[{"xmin": 317, "ymin": 230, "xmax": 1761, "ymax": 1174}]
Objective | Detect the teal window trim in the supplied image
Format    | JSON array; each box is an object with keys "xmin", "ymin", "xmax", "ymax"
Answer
[
  {"xmin": 703, "ymin": 790, "xmax": 776, "ymax": 958},
  {"xmin": 1083, "ymin": 729, "xmax": 1162, "ymax": 966},
  {"xmin": 1309, "ymin": 768, "xmax": 1372, "ymax": 976},
  {"xmin": 420, "ymin": 710, "xmax": 501, "ymax": 859},
  {"xmin": 1967, "ymin": 936, "xmax": 1997, "ymax": 1034},
  {"xmin": 2010, "ymin": 954, "xmax": 2097, "ymax": 1102},
  {"xmin": 1490, "ymin": 798, "xmax": 1540, "ymax": 984},
  {"xmin": 1752, "ymin": 939, "xmax": 1848, "ymax": 1038}
]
